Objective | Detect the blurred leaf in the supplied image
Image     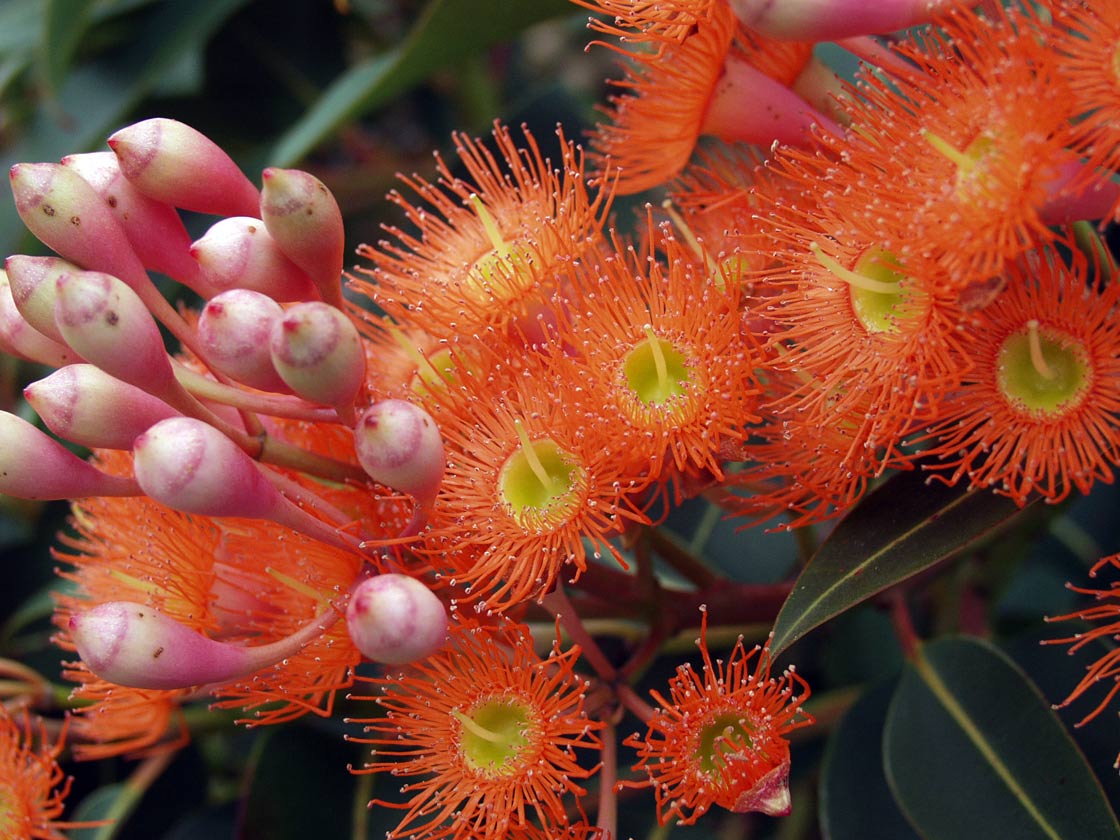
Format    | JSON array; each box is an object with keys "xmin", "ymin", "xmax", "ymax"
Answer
[
  {"xmin": 820, "ymin": 679, "xmax": 920, "ymax": 840},
  {"xmin": 69, "ymin": 783, "xmax": 124, "ymax": 840},
  {"xmin": 884, "ymin": 636, "xmax": 1120, "ymax": 840},
  {"xmin": 270, "ymin": 0, "xmax": 575, "ymax": 166},
  {"xmin": 1, "ymin": 0, "xmax": 250, "ymax": 255},
  {"xmin": 238, "ymin": 725, "xmax": 354, "ymax": 840},
  {"xmin": 770, "ymin": 469, "xmax": 1026, "ymax": 655},
  {"xmin": 0, "ymin": 0, "xmax": 41, "ymax": 55},
  {"xmin": 41, "ymin": 0, "xmax": 96, "ymax": 93}
]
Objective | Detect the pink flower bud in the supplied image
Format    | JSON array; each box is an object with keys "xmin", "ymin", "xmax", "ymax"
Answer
[
  {"xmin": 133, "ymin": 417, "xmax": 360, "ymax": 552},
  {"xmin": 702, "ymin": 56, "xmax": 839, "ymax": 148},
  {"xmin": 5, "ymin": 255, "xmax": 76, "ymax": 343},
  {"xmin": 69, "ymin": 600, "xmax": 338, "ymax": 690},
  {"xmin": 0, "ymin": 411, "xmax": 140, "ymax": 499},
  {"xmin": 259, "ymin": 168, "xmax": 345, "ymax": 309},
  {"xmin": 9, "ymin": 162, "xmax": 150, "ymax": 288},
  {"xmin": 730, "ymin": 0, "xmax": 951, "ymax": 40},
  {"xmin": 197, "ymin": 290, "xmax": 290, "ymax": 392},
  {"xmin": 53, "ymin": 270, "xmax": 179, "ymax": 399},
  {"xmin": 191, "ymin": 217, "xmax": 317, "ymax": 301},
  {"xmin": 25, "ymin": 364, "xmax": 179, "ymax": 450},
  {"xmin": 61, "ymin": 151, "xmax": 212, "ymax": 295},
  {"xmin": 269, "ymin": 302, "xmax": 365, "ymax": 410},
  {"xmin": 0, "ymin": 272, "xmax": 77, "ymax": 367},
  {"xmin": 107, "ymin": 118, "xmax": 259, "ymax": 217},
  {"xmin": 345, "ymin": 574, "xmax": 448, "ymax": 665},
  {"xmin": 353, "ymin": 399, "xmax": 444, "ymax": 508}
]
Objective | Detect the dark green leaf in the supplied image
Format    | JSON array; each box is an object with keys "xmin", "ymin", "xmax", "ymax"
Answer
[
  {"xmin": 884, "ymin": 636, "xmax": 1120, "ymax": 840},
  {"xmin": 820, "ymin": 679, "xmax": 920, "ymax": 840},
  {"xmin": 40, "ymin": 0, "xmax": 96, "ymax": 92},
  {"xmin": 770, "ymin": 469, "xmax": 1026, "ymax": 655},
  {"xmin": 68, "ymin": 783, "xmax": 124, "ymax": 840},
  {"xmin": 270, "ymin": 0, "xmax": 575, "ymax": 166}
]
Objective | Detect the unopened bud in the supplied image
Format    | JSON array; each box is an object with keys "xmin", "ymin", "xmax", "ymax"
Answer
[
  {"xmin": 0, "ymin": 272, "xmax": 76, "ymax": 367},
  {"xmin": 260, "ymin": 168, "xmax": 345, "ymax": 309},
  {"xmin": 730, "ymin": 0, "xmax": 950, "ymax": 40},
  {"xmin": 53, "ymin": 270, "xmax": 179, "ymax": 399},
  {"xmin": 70, "ymin": 600, "xmax": 338, "ymax": 690},
  {"xmin": 133, "ymin": 417, "xmax": 359, "ymax": 553},
  {"xmin": 354, "ymin": 399, "xmax": 444, "ymax": 508},
  {"xmin": 5, "ymin": 255, "xmax": 76, "ymax": 343},
  {"xmin": 197, "ymin": 290, "xmax": 289, "ymax": 392},
  {"xmin": 61, "ymin": 151, "xmax": 211, "ymax": 294},
  {"xmin": 191, "ymin": 217, "xmax": 317, "ymax": 301},
  {"xmin": 345, "ymin": 574, "xmax": 448, "ymax": 665},
  {"xmin": 269, "ymin": 302, "xmax": 365, "ymax": 412},
  {"xmin": 107, "ymin": 118, "xmax": 259, "ymax": 217},
  {"xmin": 9, "ymin": 162, "xmax": 149, "ymax": 288},
  {"xmin": 0, "ymin": 411, "xmax": 140, "ymax": 499},
  {"xmin": 25, "ymin": 364, "xmax": 179, "ymax": 450}
]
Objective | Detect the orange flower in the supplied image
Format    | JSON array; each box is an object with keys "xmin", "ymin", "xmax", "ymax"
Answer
[
  {"xmin": 347, "ymin": 618, "xmax": 603, "ymax": 840},
  {"xmin": 0, "ymin": 710, "xmax": 84, "ymax": 839},
  {"xmin": 418, "ymin": 361, "xmax": 651, "ymax": 609},
  {"xmin": 622, "ymin": 610, "xmax": 813, "ymax": 825},
  {"xmin": 919, "ymin": 238, "xmax": 1120, "ymax": 505},
  {"xmin": 587, "ymin": 1, "xmax": 817, "ymax": 193},
  {"xmin": 1046, "ymin": 553, "xmax": 1120, "ymax": 759},
  {"xmin": 552, "ymin": 225, "xmax": 760, "ymax": 491},
  {"xmin": 792, "ymin": 6, "xmax": 1072, "ymax": 288},
  {"xmin": 351, "ymin": 123, "xmax": 610, "ymax": 341},
  {"xmin": 1050, "ymin": 0, "xmax": 1120, "ymax": 220}
]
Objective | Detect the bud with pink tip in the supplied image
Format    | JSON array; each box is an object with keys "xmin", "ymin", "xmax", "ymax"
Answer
[
  {"xmin": 0, "ymin": 411, "xmax": 140, "ymax": 499},
  {"xmin": 345, "ymin": 573, "xmax": 448, "ymax": 665},
  {"xmin": 53, "ymin": 270, "xmax": 184, "ymax": 405},
  {"xmin": 25, "ymin": 364, "xmax": 180, "ymax": 450},
  {"xmin": 0, "ymin": 272, "xmax": 77, "ymax": 367},
  {"xmin": 197, "ymin": 289, "xmax": 290, "ymax": 392},
  {"xmin": 61, "ymin": 151, "xmax": 212, "ymax": 295},
  {"xmin": 70, "ymin": 600, "xmax": 338, "ymax": 690},
  {"xmin": 191, "ymin": 217, "xmax": 317, "ymax": 301},
  {"xmin": 353, "ymin": 399, "xmax": 444, "ymax": 509},
  {"xmin": 107, "ymin": 118, "xmax": 259, "ymax": 217},
  {"xmin": 259, "ymin": 168, "xmax": 345, "ymax": 310},
  {"xmin": 729, "ymin": 0, "xmax": 953, "ymax": 40},
  {"xmin": 5, "ymin": 255, "xmax": 77, "ymax": 343},
  {"xmin": 269, "ymin": 302, "xmax": 365, "ymax": 416},
  {"xmin": 132, "ymin": 417, "xmax": 360, "ymax": 553}
]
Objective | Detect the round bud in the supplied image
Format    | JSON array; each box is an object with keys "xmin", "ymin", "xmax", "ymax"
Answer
[
  {"xmin": 269, "ymin": 302, "xmax": 365, "ymax": 409},
  {"xmin": 197, "ymin": 289, "xmax": 288, "ymax": 392},
  {"xmin": 346, "ymin": 574, "xmax": 448, "ymax": 665},
  {"xmin": 353, "ymin": 399, "xmax": 444, "ymax": 505}
]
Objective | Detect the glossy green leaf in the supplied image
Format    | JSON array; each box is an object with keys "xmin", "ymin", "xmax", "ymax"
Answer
[
  {"xmin": 770, "ymin": 469, "xmax": 1026, "ymax": 655},
  {"xmin": 270, "ymin": 0, "xmax": 574, "ymax": 166},
  {"xmin": 884, "ymin": 636, "xmax": 1120, "ymax": 840},
  {"xmin": 820, "ymin": 679, "xmax": 920, "ymax": 840},
  {"xmin": 40, "ymin": 0, "xmax": 95, "ymax": 92}
]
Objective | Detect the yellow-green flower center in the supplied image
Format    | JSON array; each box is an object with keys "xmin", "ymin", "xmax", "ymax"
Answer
[
  {"xmin": 697, "ymin": 711, "xmax": 755, "ymax": 774},
  {"xmin": 924, "ymin": 129, "xmax": 1001, "ymax": 200},
  {"xmin": 997, "ymin": 322, "xmax": 1091, "ymax": 414},
  {"xmin": 455, "ymin": 700, "xmax": 532, "ymax": 776},
  {"xmin": 624, "ymin": 330, "xmax": 691, "ymax": 405},
  {"xmin": 812, "ymin": 244, "xmax": 913, "ymax": 335},
  {"xmin": 410, "ymin": 347, "xmax": 458, "ymax": 396},
  {"xmin": 461, "ymin": 195, "xmax": 535, "ymax": 307},
  {"xmin": 0, "ymin": 786, "xmax": 24, "ymax": 836},
  {"xmin": 498, "ymin": 425, "xmax": 586, "ymax": 528}
]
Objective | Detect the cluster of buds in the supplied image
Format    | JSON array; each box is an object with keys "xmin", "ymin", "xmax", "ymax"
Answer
[{"xmin": 1, "ymin": 118, "xmax": 450, "ymax": 692}]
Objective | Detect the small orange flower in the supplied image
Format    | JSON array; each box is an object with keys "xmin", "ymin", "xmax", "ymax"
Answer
[
  {"xmin": 418, "ymin": 362, "xmax": 651, "ymax": 609},
  {"xmin": 0, "ymin": 710, "xmax": 83, "ymax": 840},
  {"xmin": 351, "ymin": 123, "xmax": 611, "ymax": 341},
  {"xmin": 347, "ymin": 618, "xmax": 603, "ymax": 840},
  {"xmin": 622, "ymin": 609, "xmax": 813, "ymax": 825},
  {"xmin": 919, "ymin": 238, "xmax": 1120, "ymax": 505},
  {"xmin": 1047, "ymin": 554, "xmax": 1120, "ymax": 743}
]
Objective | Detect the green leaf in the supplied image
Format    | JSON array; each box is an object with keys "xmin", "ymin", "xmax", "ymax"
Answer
[
  {"xmin": 270, "ymin": 0, "xmax": 575, "ymax": 166},
  {"xmin": 40, "ymin": 0, "xmax": 96, "ymax": 92},
  {"xmin": 68, "ymin": 783, "xmax": 125, "ymax": 840},
  {"xmin": 884, "ymin": 636, "xmax": 1120, "ymax": 840},
  {"xmin": 770, "ymin": 469, "xmax": 1026, "ymax": 655},
  {"xmin": 820, "ymin": 680, "xmax": 920, "ymax": 840}
]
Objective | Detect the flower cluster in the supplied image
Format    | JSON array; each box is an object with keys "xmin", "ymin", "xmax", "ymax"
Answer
[{"xmin": 2, "ymin": 0, "xmax": 1120, "ymax": 834}]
